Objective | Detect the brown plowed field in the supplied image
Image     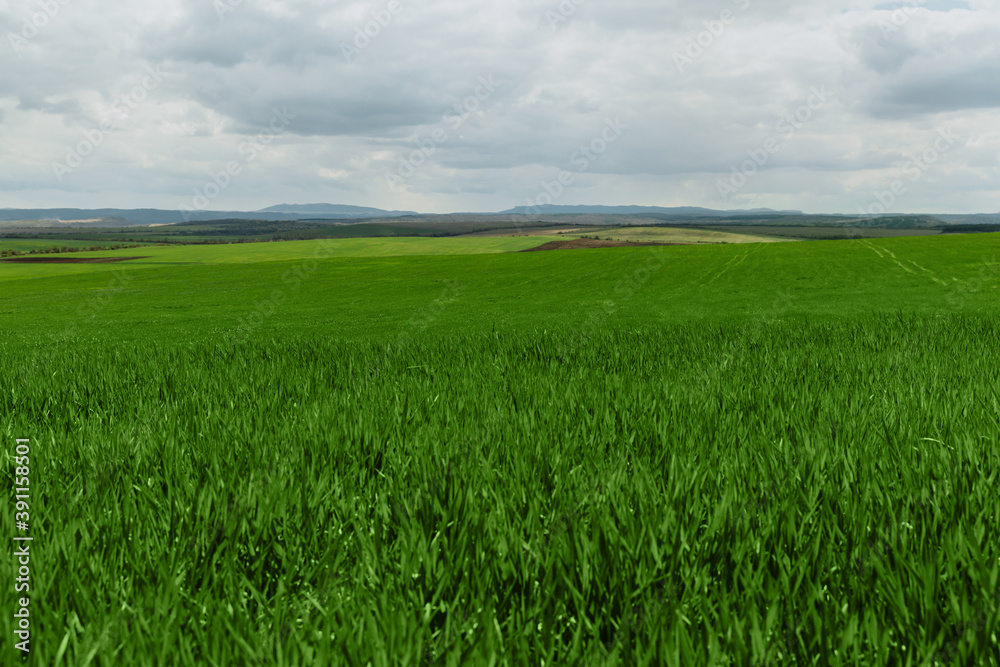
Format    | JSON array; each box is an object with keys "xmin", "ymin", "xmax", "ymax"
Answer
[
  {"xmin": 520, "ymin": 239, "xmax": 682, "ymax": 252},
  {"xmin": 2, "ymin": 256, "xmax": 150, "ymax": 264}
]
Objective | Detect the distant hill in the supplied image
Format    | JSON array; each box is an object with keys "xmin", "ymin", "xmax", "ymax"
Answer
[
  {"xmin": 0, "ymin": 210, "xmax": 178, "ymax": 227},
  {"xmin": 929, "ymin": 213, "xmax": 1000, "ymax": 226},
  {"xmin": 259, "ymin": 203, "xmax": 418, "ymax": 217},
  {"xmin": 0, "ymin": 206, "xmax": 418, "ymax": 226},
  {"xmin": 1, "ymin": 204, "xmax": 996, "ymax": 229},
  {"xmin": 496, "ymin": 204, "xmax": 803, "ymax": 217},
  {"xmin": 0, "ymin": 218, "xmax": 127, "ymax": 229}
]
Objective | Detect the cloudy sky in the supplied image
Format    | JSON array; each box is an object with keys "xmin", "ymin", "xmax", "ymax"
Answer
[{"xmin": 1, "ymin": 0, "xmax": 998, "ymax": 214}]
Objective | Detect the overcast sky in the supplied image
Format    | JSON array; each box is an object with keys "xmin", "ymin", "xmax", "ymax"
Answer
[{"xmin": 1, "ymin": 0, "xmax": 997, "ymax": 214}]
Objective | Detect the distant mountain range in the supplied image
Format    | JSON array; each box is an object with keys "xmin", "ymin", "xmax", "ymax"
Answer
[
  {"xmin": 0, "ymin": 205, "xmax": 418, "ymax": 227},
  {"xmin": 0, "ymin": 204, "xmax": 805, "ymax": 227},
  {"xmin": 496, "ymin": 204, "xmax": 803, "ymax": 217},
  {"xmin": 0, "ymin": 204, "xmax": 997, "ymax": 228},
  {"xmin": 258, "ymin": 203, "xmax": 419, "ymax": 217}
]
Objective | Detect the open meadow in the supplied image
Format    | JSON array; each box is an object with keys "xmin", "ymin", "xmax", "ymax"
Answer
[
  {"xmin": 2, "ymin": 233, "xmax": 1000, "ymax": 665},
  {"xmin": 0, "ymin": 236, "xmax": 550, "ymax": 283},
  {"xmin": 0, "ymin": 239, "xmax": 146, "ymax": 255},
  {"xmin": 553, "ymin": 226, "xmax": 796, "ymax": 245}
]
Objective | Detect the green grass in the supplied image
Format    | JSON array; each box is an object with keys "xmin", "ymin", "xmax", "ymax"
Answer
[
  {"xmin": 695, "ymin": 225, "xmax": 946, "ymax": 241},
  {"xmin": 0, "ymin": 219, "xmax": 575, "ymax": 247},
  {"xmin": 0, "ymin": 236, "xmax": 550, "ymax": 282},
  {"xmin": 0, "ymin": 239, "xmax": 144, "ymax": 253},
  {"xmin": 2, "ymin": 233, "xmax": 999, "ymax": 665},
  {"xmin": 561, "ymin": 226, "xmax": 794, "ymax": 245},
  {"xmin": 2, "ymin": 234, "xmax": 998, "ymax": 342}
]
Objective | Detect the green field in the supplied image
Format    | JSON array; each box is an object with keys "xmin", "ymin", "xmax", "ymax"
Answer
[
  {"xmin": 3, "ymin": 234, "xmax": 1000, "ymax": 665},
  {"xmin": 559, "ymin": 226, "xmax": 795, "ymax": 245},
  {"xmin": 0, "ymin": 239, "xmax": 144, "ymax": 253},
  {"xmin": 0, "ymin": 236, "xmax": 550, "ymax": 283},
  {"xmin": 695, "ymin": 225, "xmax": 947, "ymax": 241},
  {"xmin": 0, "ymin": 219, "xmax": 585, "ymax": 247}
]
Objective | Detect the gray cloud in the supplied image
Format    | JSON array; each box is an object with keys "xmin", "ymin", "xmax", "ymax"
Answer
[
  {"xmin": 17, "ymin": 95, "xmax": 82, "ymax": 115},
  {"xmin": 0, "ymin": 0, "xmax": 997, "ymax": 213},
  {"xmin": 873, "ymin": 63, "xmax": 1000, "ymax": 116}
]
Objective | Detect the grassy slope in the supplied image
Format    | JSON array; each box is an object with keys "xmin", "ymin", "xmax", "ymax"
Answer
[
  {"xmin": 0, "ymin": 236, "xmax": 550, "ymax": 282},
  {"xmin": 697, "ymin": 225, "xmax": 947, "ymax": 240},
  {"xmin": 0, "ymin": 239, "xmax": 144, "ymax": 252},
  {"xmin": 560, "ymin": 226, "xmax": 795, "ymax": 244},
  {"xmin": 2, "ymin": 233, "xmax": 1000, "ymax": 666},
  {"xmin": 2, "ymin": 234, "xmax": 998, "ymax": 344}
]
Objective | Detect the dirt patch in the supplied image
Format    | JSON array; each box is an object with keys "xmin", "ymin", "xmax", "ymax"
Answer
[
  {"xmin": 520, "ymin": 238, "xmax": 682, "ymax": 252},
  {"xmin": 2, "ymin": 256, "xmax": 150, "ymax": 264}
]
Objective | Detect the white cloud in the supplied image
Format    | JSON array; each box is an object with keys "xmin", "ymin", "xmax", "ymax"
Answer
[{"xmin": 0, "ymin": 0, "xmax": 997, "ymax": 213}]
